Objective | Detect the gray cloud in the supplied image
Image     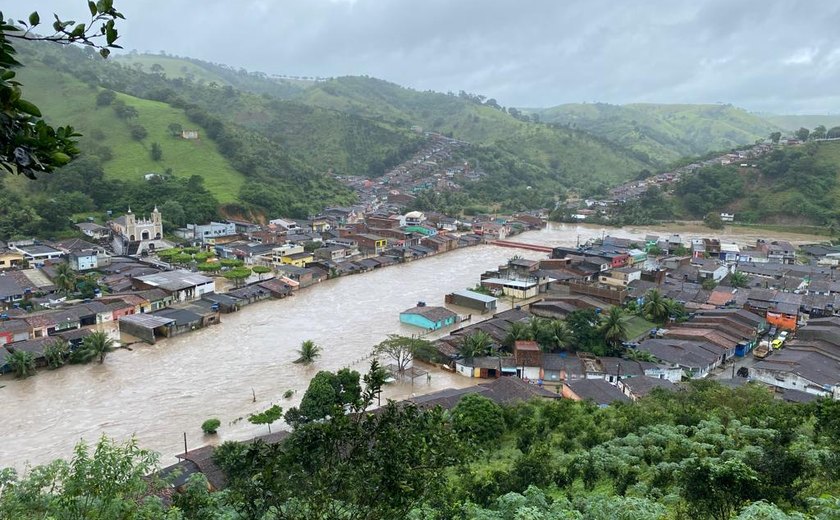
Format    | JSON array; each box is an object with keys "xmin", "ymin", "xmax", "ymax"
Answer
[{"xmin": 26, "ymin": 0, "xmax": 840, "ymax": 112}]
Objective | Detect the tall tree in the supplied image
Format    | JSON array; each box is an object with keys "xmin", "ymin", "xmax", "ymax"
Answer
[
  {"xmin": 794, "ymin": 127, "xmax": 810, "ymax": 141},
  {"xmin": 53, "ymin": 262, "xmax": 76, "ymax": 296},
  {"xmin": 460, "ymin": 330, "xmax": 493, "ymax": 358},
  {"xmin": 599, "ymin": 306, "xmax": 628, "ymax": 353},
  {"xmin": 503, "ymin": 321, "xmax": 533, "ymax": 348},
  {"xmin": 643, "ymin": 289, "xmax": 669, "ymax": 324}
]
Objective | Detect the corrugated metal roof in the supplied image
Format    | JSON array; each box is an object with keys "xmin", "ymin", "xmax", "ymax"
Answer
[{"xmin": 451, "ymin": 289, "xmax": 497, "ymax": 303}]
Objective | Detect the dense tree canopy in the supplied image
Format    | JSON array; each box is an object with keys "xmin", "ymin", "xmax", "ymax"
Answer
[{"xmin": 3, "ymin": 379, "xmax": 840, "ymax": 519}]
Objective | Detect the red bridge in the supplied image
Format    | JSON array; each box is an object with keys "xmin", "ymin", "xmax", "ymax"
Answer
[{"xmin": 490, "ymin": 240, "xmax": 553, "ymax": 253}]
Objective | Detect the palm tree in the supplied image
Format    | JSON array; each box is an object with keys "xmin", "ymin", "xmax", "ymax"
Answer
[
  {"xmin": 546, "ymin": 319, "xmax": 570, "ymax": 352},
  {"xmin": 44, "ymin": 339, "xmax": 70, "ymax": 369},
  {"xmin": 503, "ymin": 321, "xmax": 533, "ymax": 348},
  {"xmin": 643, "ymin": 289, "xmax": 669, "ymax": 324},
  {"xmin": 53, "ymin": 262, "xmax": 76, "ymax": 296},
  {"xmin": 7, "ymin": 350, "xmax": 36, "ymax": 378},
  {"xmin": 294, "ymin": 340, "xmax": 322, "ymax": 365},
  {"xmin": 728, "ymin": 271, "xmax": 749, "ymax": 288},
  {"xmin": 600, "ymin": 306, "xmax": 629, "ymax": 350},
  {"xmin": 460, "ymin": 330, "xmax": 492, "ymax": 358},
  {"xmin": 82, "ymin": 331, "xmax": 115, "ymax": 364}
]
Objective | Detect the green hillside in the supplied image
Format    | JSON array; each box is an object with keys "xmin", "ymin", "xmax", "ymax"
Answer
[
  {"xmin": 298, "ymin": 77, "xmax": 652, "ymax": 188},
  {"xmin": 669, "ymin": 140, "xmax": 840, "ymax": 227},
  {"xmin": 761, "ymin": 114, "xmax": 840, "ymax": 132},
  {"xmin": 528, "ymin": 102, "xmax": 782, "ymax": 165},
  {"xmin": 16, "ymin": 64, "xmax": 245, "ymax": 203}
]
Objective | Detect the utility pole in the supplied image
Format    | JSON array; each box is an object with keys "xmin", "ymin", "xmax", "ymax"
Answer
[{"xmin": 183, "ymin": 432, "xmax": 188, "ymax": 458}]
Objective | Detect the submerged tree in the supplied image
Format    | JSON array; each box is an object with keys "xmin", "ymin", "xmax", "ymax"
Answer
[
  {"xmin": 373, "ymin": 334, "xmax": 435, "ymax": 374},
  {"xmin": 294, "ymin": 339, "xmax": 322, "ymax": 365},
  {"xmin": 71, "ymin": 331, "xmax": 115, "ymax": 364},
  {"xmin": 44, "ymin": 338, "xmax": 70, "ymax": 369},
  {"xmin": 248, "ymin": 404, "xmax": 282, "ymax": 434},
  {"xmin": 7, "ymin": 349, "xmax": 36, "ymax": 378}
]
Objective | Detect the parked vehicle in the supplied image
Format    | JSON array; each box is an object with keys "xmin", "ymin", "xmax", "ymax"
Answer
[
  {"xmin": 771, "ymin": 339, "xmax": 783, "ymax": 350},
  {"xmin": 754, "ymin": 340, "xmax": 771, "ymax": 359}
]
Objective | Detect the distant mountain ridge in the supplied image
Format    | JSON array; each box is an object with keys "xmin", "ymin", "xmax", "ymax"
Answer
[
  {"xmin": 16, "ymin": 47, "xmax": 834, "ymax": 218},
  {"xmin": 526, "ymin": 102, "xmax": 783, "ymax": 166}
]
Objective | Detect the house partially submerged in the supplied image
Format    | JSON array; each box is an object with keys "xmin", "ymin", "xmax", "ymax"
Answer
[
  {"xmin": 400, "ymin": 304, "xmax": 458, "ymax": 330},
  {"xmin": 444, "ymin": 289, "xmax": 497, "ymax": 313}
]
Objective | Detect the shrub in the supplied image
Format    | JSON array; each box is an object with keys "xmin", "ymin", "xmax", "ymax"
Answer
[{"xmin": 201, "ymin": 418, "xmax": 221, "ymax": 435}]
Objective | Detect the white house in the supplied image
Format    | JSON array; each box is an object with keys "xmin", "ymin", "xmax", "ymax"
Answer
[
  {"xmin": 133, "ymin": 271, "xmax": 215, "ymax": 302},
  {"xmin": 69, "ymin": 250, "xmax": 99, "ymax": 271},
  {"xmin": 185, "ymin": 222, "xmax": 237, "ymax": 244}
]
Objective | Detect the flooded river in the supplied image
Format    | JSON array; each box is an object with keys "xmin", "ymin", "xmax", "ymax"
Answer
[{"xmin": 0, "ymin": 223, "xmax": 826, "ymax": 470}]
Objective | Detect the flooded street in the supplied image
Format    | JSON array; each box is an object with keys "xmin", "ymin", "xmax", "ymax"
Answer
[{"xmin": 0, "ymin": 223, "xmax": 826, "ymax": 470}]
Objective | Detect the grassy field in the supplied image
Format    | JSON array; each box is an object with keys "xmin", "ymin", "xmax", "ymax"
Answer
[
  {"xmin": 16, "ymin": 66, "xmax": 245, "ymax": 203},
  {"xmin": 625, "ymin": 315, "xmax": 658, "ymax": 340},
  {"xmin": 114, "ymin": 54, "xmax": 230, "ymax": 85}
]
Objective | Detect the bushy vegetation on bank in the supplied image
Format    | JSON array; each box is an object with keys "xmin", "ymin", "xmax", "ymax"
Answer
[{"xmin": 3, "ymin": 372, "xmax": 839, "ymax": 519}]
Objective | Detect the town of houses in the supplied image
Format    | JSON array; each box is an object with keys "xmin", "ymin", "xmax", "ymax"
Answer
[
  {"xmin": 422, "ymin": 233, "xmax": 840, "ymax": 403},
  {"xmin": 1, "ymin": 192, "xmax": 840, "ymax": 403},
  {"xmin": 0, "ymin": 202, "xmax": 542, "ymax": 372}
]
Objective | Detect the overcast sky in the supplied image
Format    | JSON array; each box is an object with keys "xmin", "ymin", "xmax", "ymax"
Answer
[{"xmin": 29, "ymin": 1, "xmax": 840, "ymax": 113}]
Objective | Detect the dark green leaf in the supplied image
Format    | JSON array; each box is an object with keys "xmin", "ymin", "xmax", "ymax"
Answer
[
  {"xmin": 99, "ymin": 48, "xmax": 110, "ymax": 59},
  {"xmin": 28, "ymin": 11, "xmax": 39, "ymax": 26},
  {"xmin": 88, "ymin": 1, "xmax": 97, "ymax": 16},
  {"xmin": 15, "ymin": 99, "xmax": 41, "ymax": 117}
]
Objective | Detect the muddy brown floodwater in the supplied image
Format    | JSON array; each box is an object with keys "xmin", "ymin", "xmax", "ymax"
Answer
[{"xmin": 0, "ymin": 223, "xmax": 826, "ymax": 470}]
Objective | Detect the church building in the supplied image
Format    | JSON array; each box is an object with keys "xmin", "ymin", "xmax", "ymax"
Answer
[{"xmin": 110, "ymin": 207, "xmax": 171, "ymax": 256}]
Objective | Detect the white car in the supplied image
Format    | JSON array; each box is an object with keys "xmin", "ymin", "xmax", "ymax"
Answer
[{"xmin": 778, "ymin": 331, "xmax": 789, "ymax": 342}]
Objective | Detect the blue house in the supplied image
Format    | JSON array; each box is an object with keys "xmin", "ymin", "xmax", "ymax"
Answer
[{"xmin": 400, "ymin": 305, "xmax": 458, "ymax": 330}]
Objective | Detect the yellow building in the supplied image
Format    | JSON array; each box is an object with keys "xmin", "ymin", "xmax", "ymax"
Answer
[
  {"xmin": 0, "ymin": 250, "xmax": 24, "ymax": 269},
  {"xmin": 280, "ymin": 251, "xmax": 314, "ymax": 267}
]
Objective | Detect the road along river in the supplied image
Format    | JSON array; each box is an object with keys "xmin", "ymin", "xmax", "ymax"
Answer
[{"xmin": 0, "ymin": 223, "xmax": 826, "ymax": 470}]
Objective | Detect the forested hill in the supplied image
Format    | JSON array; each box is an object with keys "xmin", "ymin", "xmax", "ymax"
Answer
[
  {"xmin": 528, "ymin": 103, "xmax": 782, "ymax": 166},
  {"xmin": 673, "ymin": 140, "xmax": 840, "ymax": 227},
  {"xmin": 11, "ymin": 46, "xmax": 659, "ymax": 220},
  {"xmin": 297, "ymin": 76, "xmax": 653, "ymax": 189}
]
